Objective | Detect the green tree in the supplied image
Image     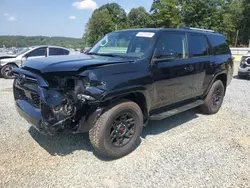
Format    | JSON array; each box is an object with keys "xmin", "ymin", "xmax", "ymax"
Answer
[
  {"xmin": 128, "ymin": 7, "xmax": 152, "ymax": 28},
  {"xmin": 181, "ymin": 0, "xmax": 222, "ymax": 30},
  {"xmin": 150, "ymin": 0, "xmax": 182, "ymax": 28},
  {"xmin": 99, "ymin": 3, "xmax": 128, "ymax": 30},
  {"xmin": 83, "ymin": 8, "xmax": 115, "ymax": 46},
  {"xmin": 83, "ymin": 3, "xmax": 128, "ymax": 46},
  {"xmin": 221, "ymin": 0, "xmax": 243, "ymax": 46},
  {"xmin": 240, "ymin": 0, "xmax": 250, "ymax": 45},
  {"xmin": 180, "ymin": 0, "xmax": 243, "ymax": 45}
]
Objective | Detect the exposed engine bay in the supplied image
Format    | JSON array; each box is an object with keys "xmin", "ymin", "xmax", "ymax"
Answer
[{"xmin": 14, "ymin": 71, "xmax": 106, "ymax": 135}]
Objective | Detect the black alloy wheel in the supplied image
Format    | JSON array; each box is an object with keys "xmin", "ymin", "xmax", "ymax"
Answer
[
  {"xmin": 110, "ymin": 112, "xmax": 135, "ymax": 147},
  {"xmin": 212, "ymin": 88, "xmax": 223, "ymax": 108}
]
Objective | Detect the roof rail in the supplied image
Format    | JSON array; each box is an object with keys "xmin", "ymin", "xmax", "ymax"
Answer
[{"xmin": 181, "ymin": 27, "xmax": 216, "ymax": 33}]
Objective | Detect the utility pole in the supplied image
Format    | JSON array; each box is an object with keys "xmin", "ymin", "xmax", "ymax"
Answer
[
  {"xmin": 235, "ymin": 30, "xmax": 239, "ymax": 47},
  {"xmin": 249, "ymin": 39, "xmax": 250, "ymax": 48}
]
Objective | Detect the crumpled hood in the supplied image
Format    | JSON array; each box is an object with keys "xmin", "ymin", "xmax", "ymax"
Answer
[
  {"xmin": 0, "ymin": 54, "xmax": 16, "ymax": 61},
  {"xmin": 23, "ymin": 54, "xmax": 132, "ymax": 73}
]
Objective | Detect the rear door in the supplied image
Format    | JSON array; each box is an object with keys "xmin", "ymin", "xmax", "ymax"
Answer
[
  {"xmin": 48, "ymin": 47, "xmax": 70, "ymax": 56},
  {"xmin": 151, "ymin": 31, "xmax": 197, "ymax": 110},
  {"xmin": 187, "ymin": 33, "xmax": 212, "ymax": 96}
]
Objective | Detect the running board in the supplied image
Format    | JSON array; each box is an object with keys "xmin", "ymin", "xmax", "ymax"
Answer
[{"xmin": 149, "ymin": 100, "xmax": 204, "ymax": 121}]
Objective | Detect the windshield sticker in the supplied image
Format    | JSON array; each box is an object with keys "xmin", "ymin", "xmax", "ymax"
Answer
[
  {"xmin": 100, "ymin": 36, "xmax": 108, "ymax": 47},
  {"xmin": 136, "ymin": 32, "xmax": 155, "ymax": 38}
]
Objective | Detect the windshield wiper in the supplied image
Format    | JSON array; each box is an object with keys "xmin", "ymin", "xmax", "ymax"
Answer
[{"xmin": 87, "ymin": 52, "xmax": 126, "ymax": 58}]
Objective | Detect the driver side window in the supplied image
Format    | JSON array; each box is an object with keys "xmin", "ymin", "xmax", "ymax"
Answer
[{"xmin": 155, "ymin": 33, "xmax": 187, "ymax": 59}]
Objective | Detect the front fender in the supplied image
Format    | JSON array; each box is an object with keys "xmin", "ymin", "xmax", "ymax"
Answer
[
  {"xmin": 0, "ymin": 62, "xmax": 19, "ymax": 67},
  {"xmin": 100, "ymin": 85, "xmax": 151, "ymax": 113}
]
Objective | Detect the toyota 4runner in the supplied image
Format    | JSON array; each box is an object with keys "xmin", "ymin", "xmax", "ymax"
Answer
[{"xmin": 13, "ymin": 27, "xmax": 234, "ymax": 159}]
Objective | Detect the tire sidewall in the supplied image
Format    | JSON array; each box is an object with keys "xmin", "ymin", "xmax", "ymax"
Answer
[
  {"xmin": 1, "ymin": 64, "xmax": 16, "ymax": 79},
  {"xmin": 205, "ymin": 80, "xmax": 225, "ymax": 114},
  {"xmin": 99, "ymin": 103, "xmax": 143, "ymax": 158}
]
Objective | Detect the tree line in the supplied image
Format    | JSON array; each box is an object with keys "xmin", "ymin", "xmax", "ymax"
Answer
[
  {"xmin": 84, "ymin": 0, "xmax": 250, "ymax": 47},
  {"xmin": 0, "ymin": 36, "xmax": 84, "ymax": 49}
]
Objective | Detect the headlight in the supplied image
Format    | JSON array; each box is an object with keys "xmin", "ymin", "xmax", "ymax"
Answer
[
  {"xmin": 240, "ymin": 57, "xmax": 246, "ymax": 66},
  {"xmin": 82, "ymin": 76, "xmax": 90, "ymax": 89}
]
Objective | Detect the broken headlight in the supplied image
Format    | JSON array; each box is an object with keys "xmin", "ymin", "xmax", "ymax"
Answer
[{"xmin": 82, "ymin": 76, "xmax": 90, "ymax": 89}]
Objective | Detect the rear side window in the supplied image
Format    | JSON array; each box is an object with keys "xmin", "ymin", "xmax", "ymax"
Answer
[
  {"xmin": 49, "ymin": 48, "xmax": 70, "ymax": 56},
  {"xmin": 207, "ymin": 35, "xmax": 230, "ymax": 55},
  {"xmin": 188, "ymin": 34, "xmax": 209, "ymax": 57}
]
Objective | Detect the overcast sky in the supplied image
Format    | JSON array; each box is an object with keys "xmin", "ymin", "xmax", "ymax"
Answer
[{"xmin": 0, "ymin": 0, "xmax": 153, "ymax": 38}]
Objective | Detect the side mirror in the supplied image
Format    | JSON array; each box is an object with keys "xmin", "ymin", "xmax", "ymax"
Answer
[{"xmin": 154, "ymin": 49, "xmax": 178, "ymax": 61}]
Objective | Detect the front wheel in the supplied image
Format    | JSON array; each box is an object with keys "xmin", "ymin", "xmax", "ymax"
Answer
[
  {"xmin": 1, "ymin": 64, "xmax": 17, "ymax": 79},
  {"xmin": 89, "ymin": 100, "xmax": 143, "ymax": 159},
  {"xmin": 200, "ymin": 80, "xmax": 225, "ymax": 115}
]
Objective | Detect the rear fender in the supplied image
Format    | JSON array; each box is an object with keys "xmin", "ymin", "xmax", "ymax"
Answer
[{"xmin": 202, "ymin": 71, "xmax": 227, "ymax": 98}]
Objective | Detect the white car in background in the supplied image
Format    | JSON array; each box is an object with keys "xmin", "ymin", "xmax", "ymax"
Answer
[
  {"xmin": 0, "ymin": 45, "xmax": 74, "ymax": 79},
  {"xmin": 238, "ymin": 50, "xmax": 250, "ymax": 79}
]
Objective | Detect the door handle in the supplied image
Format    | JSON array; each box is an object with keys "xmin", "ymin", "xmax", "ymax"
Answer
[{"xmin": 184, "ymin": 65, "xmax": 194, "ymax": 72}]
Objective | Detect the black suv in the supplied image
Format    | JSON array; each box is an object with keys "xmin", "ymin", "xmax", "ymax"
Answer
[{"xmin": 13, "ymin": 27, "xmax": 234, "ymax": 158}]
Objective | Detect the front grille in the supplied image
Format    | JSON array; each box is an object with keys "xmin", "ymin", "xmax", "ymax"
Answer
[
  {"xmin": 31, "ymin": 93, "xmax": 40, "ymax": 107},
  {"xmin": 14, "ymin": 85, "xmax": 41, "ymax": 108}
]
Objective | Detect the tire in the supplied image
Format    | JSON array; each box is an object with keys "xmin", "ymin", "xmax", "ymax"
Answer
[
  {"xmin": 89, "ymin": 100, "xmax": 143, "ymax": 159},
  {"xmin": 1, "ymin": 64, "xmax": 16, "ymax": 79},
  {"xmin": 238, "ymin": 74, "xmax": 246, "ymax": 79},
  {"xmin": 200, "ymin": 80, "xmax": 225, "ymax": 115}
]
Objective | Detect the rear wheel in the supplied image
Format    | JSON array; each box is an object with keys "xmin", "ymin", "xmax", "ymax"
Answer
[
  {"xmin": 89, "ymin": 100, "xmax": 143, "ymax": 159},
  {"xmin": 1, "ymin": 64, "xmax": 17, "ymax": 79},
  {"xmin": 200, "ymin": 80, "xmax": 225, "ymax": 115}
]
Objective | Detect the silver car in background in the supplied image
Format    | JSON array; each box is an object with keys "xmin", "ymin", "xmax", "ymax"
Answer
[
  {"xmin": 238, "ymin": 50, "xmax": 250, "ymax": 79},
  {"xmin": 0, "ymin": 45, "xmax": 74, "ymax": 79}
]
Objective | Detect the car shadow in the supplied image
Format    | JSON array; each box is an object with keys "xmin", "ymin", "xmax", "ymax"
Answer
[
  {"xmin": 233, "ymin": 75, "xmax": 250, "ymax": 80},
  {"xmin": 141, "ymin": 109, "xmax": 198, "ymax": 138},
  {"xmin": 28, "ymin": 127, "xmax": 93, "ymax": 156},
  {"xmin": 28, "ymin": 109, "xmax": 199, "ymax": 160}
]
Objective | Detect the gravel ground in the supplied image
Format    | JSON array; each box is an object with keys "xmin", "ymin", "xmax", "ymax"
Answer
[{"xmin": 0, "ymin": 62, "xmax": 249, "ymax": 188}]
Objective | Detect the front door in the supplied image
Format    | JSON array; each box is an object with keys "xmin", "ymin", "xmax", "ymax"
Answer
[
  {"xmin": 26, "ymin": 47, "xmax": 47, "ymax": 60},
  {"xmin": 151, "ymin": 31, "xmax": 197, "ymax": 110}
]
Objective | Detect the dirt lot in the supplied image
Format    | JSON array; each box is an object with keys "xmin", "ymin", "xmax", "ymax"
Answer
[{"xmin": 0, "ymin": 62, "xmax": 249, "ymax": 188}]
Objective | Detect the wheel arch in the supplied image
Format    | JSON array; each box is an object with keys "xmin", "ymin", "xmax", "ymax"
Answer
[
  {"xmin": 2, "ymin": 62, "xmax": 19, "ymax": 68},
  {"xmin": 215, "ymin": 73, "xmax": 227, "ymax": 91},
  {"xmin": 102, "ymin": 90, "xmax": 149, "ymax": 123},
  {"xmin": 203, "ymin": 71, "xmax": 227, "ymax": 98}
]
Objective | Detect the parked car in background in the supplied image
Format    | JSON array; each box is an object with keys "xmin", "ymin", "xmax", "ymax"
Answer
[
  {"xmin": 0, "ymin": 45, "xmax": 73, "ymax": 79},
  {"xmin": 13, "ymin": 27, "xmax": 233, "ymax": 158},
  {"xmin": 238, "ymin": 51, "xmax": 250, "ymax": 79}
]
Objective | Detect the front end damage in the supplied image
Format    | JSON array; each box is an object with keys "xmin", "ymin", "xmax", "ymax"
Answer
[{"xmin": 13, "ymin": 69, "xmax": 106, "ymax": 135}]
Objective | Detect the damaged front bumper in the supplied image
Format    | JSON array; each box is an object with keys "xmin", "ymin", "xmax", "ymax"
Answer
[{"xmin": 13, "ymin": 69, "xmax": 105, "ymax": 135}]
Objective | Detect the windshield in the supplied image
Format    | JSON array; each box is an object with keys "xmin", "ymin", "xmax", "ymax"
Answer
[
  {"xmin": 89, "ymin": 31, "xmax": 155, "ymax": 58},
  {"xmin": 16, "ymin": 47, "xmax": 31, "ymax": 56}
]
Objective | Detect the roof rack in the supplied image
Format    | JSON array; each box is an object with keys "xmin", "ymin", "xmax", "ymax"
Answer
[{"xmin": 180, "ymin": 27, "xmax": 216, "ymax": 33}]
